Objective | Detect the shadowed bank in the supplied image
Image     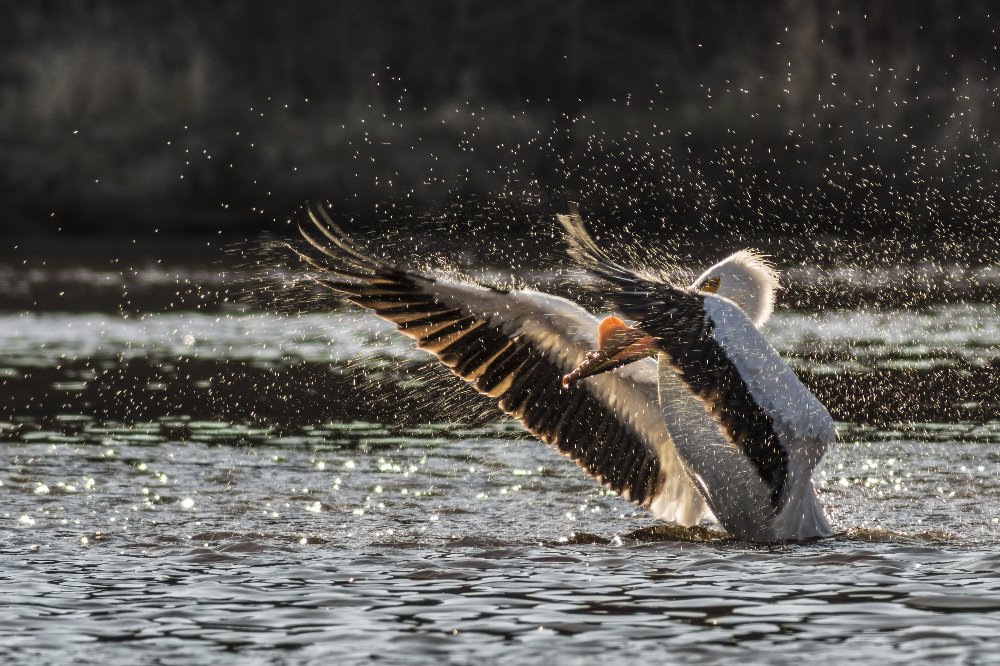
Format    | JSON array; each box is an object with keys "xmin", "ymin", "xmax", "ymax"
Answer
[{"xmin": 4, "ymin": 1, "xmax": 1000, "ymax": 241}]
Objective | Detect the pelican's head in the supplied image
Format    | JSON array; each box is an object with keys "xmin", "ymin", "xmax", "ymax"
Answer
[{"xmin": 691, "ymin": 250, "xmax": 779, "ymax": 328}]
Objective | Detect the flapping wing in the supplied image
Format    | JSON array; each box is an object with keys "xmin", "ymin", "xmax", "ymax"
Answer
[
  {"xmin": 560, "ymin": 209, "xmax": 835, "ymax": 511},
  {"xmin": 289, "ymin": 205, "xmax": 708, "ymax": 524}
]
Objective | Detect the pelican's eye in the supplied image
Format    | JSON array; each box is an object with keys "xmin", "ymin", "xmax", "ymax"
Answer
[{"xmin": 699, "ymin": 276, "xmax": 721, "ymax": 293}]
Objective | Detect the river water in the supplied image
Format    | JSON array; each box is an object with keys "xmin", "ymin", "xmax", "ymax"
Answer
[{"xmin": 2, "ymin": 249, "xmax": 1000, "ymax": 664}]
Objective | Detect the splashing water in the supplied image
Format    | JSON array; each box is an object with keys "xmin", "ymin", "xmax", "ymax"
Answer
[
  {"xmin": 4, "ymin": 245, "xmax": 1000, "ymax": 662},
  {"xmin": 12, "ymin": 14, "xmax": 1000, "ymax": 658}
]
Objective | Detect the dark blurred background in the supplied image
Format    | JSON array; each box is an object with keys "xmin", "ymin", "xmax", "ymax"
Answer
[{"xmin": 3, "ymin": 0, "xmax": 1000, "ymax": 241}]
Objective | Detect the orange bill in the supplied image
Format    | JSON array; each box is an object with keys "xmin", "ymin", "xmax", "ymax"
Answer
[{"xmin": 562, "ymin": 317, "xmax": 656, "ymax": 387}]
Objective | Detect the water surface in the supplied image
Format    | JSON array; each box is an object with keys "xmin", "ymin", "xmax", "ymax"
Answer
[{"xmin": 3, "ymin": 257, "xmax": 1000, "ymax": 664}]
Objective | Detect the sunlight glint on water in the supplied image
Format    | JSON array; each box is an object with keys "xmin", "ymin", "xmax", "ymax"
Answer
[{"xmin": 2, "ymin": 265, "xmax": 1000, "ymax": 664}]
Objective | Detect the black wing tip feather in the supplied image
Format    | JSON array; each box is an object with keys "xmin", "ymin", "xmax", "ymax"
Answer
[
  {"xmin": 556, "ymin": 204, "xmax": 616, "ymax": 272},
  {"xmin": 297, "ymin": 202, "xmax": 384, "ymax": 274},
  {"xmin": 290, "ymin": 202, "xmax": 432, "ymax": 296},
  {"xmin": 556, "ymin": 205, "xmax": 655, "ymax": 290}
]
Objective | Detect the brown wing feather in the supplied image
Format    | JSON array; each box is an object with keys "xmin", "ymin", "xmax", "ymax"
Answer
[{"xmin": 289, "ymin": 204, "xmax": 669, "ymax": 507}]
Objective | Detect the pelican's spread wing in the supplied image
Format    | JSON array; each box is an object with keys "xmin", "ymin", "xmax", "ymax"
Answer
[
  {"xmin": 291, "ymin": 206, "xmax": 709, "ymax": 525},
  {"xmin": 561, "ymin": 211, "xmax": 835, "ymax": 532}
]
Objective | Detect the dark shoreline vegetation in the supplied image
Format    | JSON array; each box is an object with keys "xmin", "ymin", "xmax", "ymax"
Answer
[{"xmin": 4, "ymin": 1, "xmax": 1000, "ymax": 243}]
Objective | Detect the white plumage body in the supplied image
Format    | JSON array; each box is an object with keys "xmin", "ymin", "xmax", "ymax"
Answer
[{"xmin": 658, "ymin": 295, "xmax": 835, "ymax": 542}]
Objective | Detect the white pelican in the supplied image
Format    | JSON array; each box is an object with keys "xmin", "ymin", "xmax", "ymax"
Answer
[
  {"xmin": 290, "ymin": 204, "xmax": 833, "ymax": 542},
  {"xmin": 558, "ymin": 209, "xmax": 835, "ymax": 542}
]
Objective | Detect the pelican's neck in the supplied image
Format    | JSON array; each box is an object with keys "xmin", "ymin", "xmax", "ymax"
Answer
[{"xmin": 691, "ymin": 250, "xmax": 779, "ymax": 327}]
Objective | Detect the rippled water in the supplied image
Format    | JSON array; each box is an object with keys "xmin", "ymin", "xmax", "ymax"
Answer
[{"xmin": 3, "ymin": 256, "xmax": 1000, "ymax": 664}]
